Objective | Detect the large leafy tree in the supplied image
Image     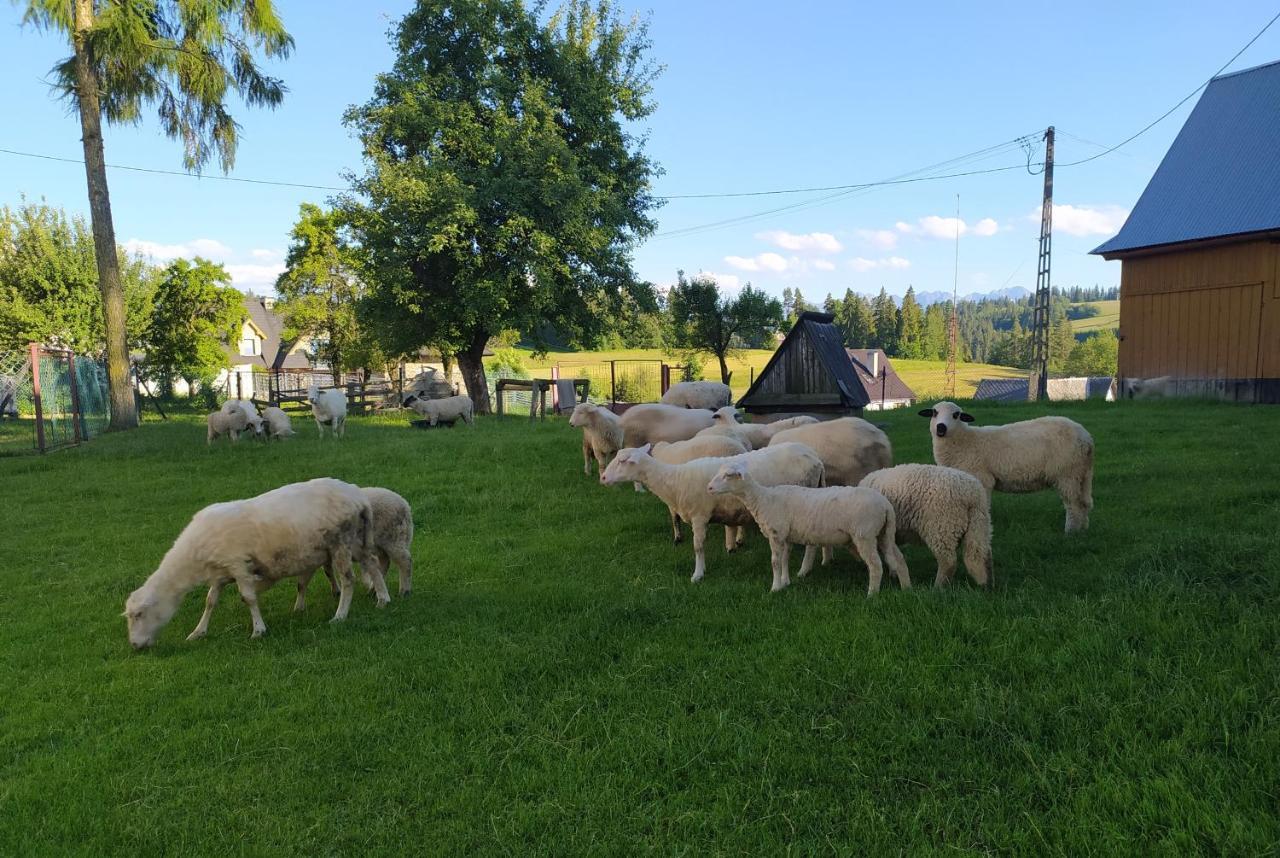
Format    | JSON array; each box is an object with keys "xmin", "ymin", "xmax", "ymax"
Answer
[
  {"xmin": 142, "ymin": 257, "xmax": 243, "ymax": 398},
  {"xmin": 666, "ymin": 271, "xmax": 783, "ymax": 385},
  {"xmin": 0, "ymin": 200, "xmax": 155, "ymax": 353},
  {"xmin": 1064, "ymin": 329, "xmax": 1119, "ymax": 376},
  {"xmin": 21, "ymin": 0, "xmax": 293, "ymax": 429},
  {"xmin": 343, "ymin": 0, "xmax": 661, "ymax": 413}
]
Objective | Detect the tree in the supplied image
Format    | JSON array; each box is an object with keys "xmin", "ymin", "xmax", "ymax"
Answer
[
  {"xmin": 666, "ymin": 272, "xmax": 782, "ymax": 385},
  {"xmin": 20, "ymin": 1, "xmax": 293, "ymax": 429},
  {"xmin": 871, "ymin": 288, "xmax": 898, "ymax": 354},
  {"xmin": 0, "ymin": 200, "xmax": 155, "ymax": 353},
  {"xmin": 921, "ymin": 301, "xmax": 949, "ymax": 361},
  {"xmin": 142, "ymin": 258, "xmax": 244, "ymax": 400},
  {"xmin": 833, "ymin": 289, "xmax": 875, "ymax": 347},
  {"xmin": 1064, "ymin": 330, "xmax": 1119, "ymax": 376},
  {"xmin": 896, "ymin": 286, "xmax": 924, "ymax": 359},
  {"xmin": 275, "ymin": 203, "xmax": 369, "ymax": 386},
  {"xmin": 343, "ymin": 0, "xmax": 661, "ymax": 413},
  {"xmin": 1048, "ymin": 313, "xmax": 1077, "ymax": 374}
]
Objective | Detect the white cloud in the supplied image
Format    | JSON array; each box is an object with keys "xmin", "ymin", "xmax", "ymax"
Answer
[
  {"xmin": 725, "ymin": 252, "xmax": 789, "ymax": 273},
  {"xmin": 895, "ymin": 221, "xmax": 915, "ymax": 234},
  {"xmin": 856, "ymin": 228, "xmax": 899, "ymax": 250},
  {"xmin": 813, "ymin": 259, "xmax": 836, "ymax": 271},
  {"xmin": 972, "ymin": 217, "xmax": 1000, "ymax": 237},
  {"xmin": 849, "ymin": 256, "xmax": 911, "ymax": 272},
  {"xmin": 1035, "ymin": 204, "xmax": 1129, "ymax": 237},
  {"xmin": 126, "ymin": 237, "xmax": 287, "ymax": 292},
  {"xmin": 225, "ymin": 263, "xmax": 286, "ymax": 293},
  {"xmin": 755, "ymin": 230, "xmax": 843, "ymax": 254},
  {"xmin": 250, "ymin": 248, "xmax": 283, "ymax": 261},
  {"xmin": 893, "ymin": 216, "xmax": 1002, "ymax": 240},
  {"xmin": 124, "ymin": 237, "xmax": 232, "ymax": 260}
]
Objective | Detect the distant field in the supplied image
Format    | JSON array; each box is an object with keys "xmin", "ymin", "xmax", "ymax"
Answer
[
  {"xmin": 1070, "ymin": 300, "xmax": 1121, "ymax": 334},
  {"xmin": 511, "ymin": 347, "xmax": 1025, "ymax": 401}
]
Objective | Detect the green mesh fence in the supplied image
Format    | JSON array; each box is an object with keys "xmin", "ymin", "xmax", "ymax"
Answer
[{"xmin": 0, "ymin": 348, "xmax": 111, "ymax": 455}]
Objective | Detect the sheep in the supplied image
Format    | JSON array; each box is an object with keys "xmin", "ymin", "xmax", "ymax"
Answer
[
  {"xmin": 307, "ymin": 386, "xmax": 348, "ymax": 439},
  {"xmin": 920, "ymin": 401, "xmax": 1094, "ymax": 533},
  {"xmin": 859, "ymin": 464, "xmax": 992, "ymax": 588},
  {"xmin": 295, "ymin": 486, "xmax": 414, "ymax": 609},
  {"xmin": 697, "ymin": 407, "xmax": 819, "ymax": 450},
  {"xmin": 1125, "ymin": 376, "xmax": 1175, "ymax": 399},
  {"xmin": 768, "ymin": 416, "xmax": 893, "ymax": 485},
  {"xmin": 708, "ymin": 462, "xmax": 909, "ymax": 595},
  {"xmin": 405, "ymin": 392, "xmax": 474, "ymax": 427},
  {"xmin": 661, "ymin": 380, "xmax": 733, "ymax": 410},
  {"xmin": 261, "ymin": 406, "xmax": 295, "ymax": 440},
  {"xmin": 568, "ymin": 402, "xmax": 624, "ymax": 476},
  {"xmin": 206, "ymin": 408, "xmax": 249, "ymax": 445},
  {"xmin": 221, "ymin": 398, "xmax": 264, "ymax": 437},
  {"xmin": 618, "ymin": 403, "xmax": 716, "ymax": 448},
  {"xmin": 600, "ymin": 442, "xmax": 824, "ymax": 585},
  {"xmin": 649, "ymin": 434, "xmax": 750, "ymax": 543},
  {"xmin": 123, "ymin": 478, "xmax": 387, "ymax": 649}
]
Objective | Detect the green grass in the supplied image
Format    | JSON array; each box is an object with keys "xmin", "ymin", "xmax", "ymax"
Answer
[
  {"xmin": 1070, "ymin": 300, "xmax": 1121, "ymax": 335},
  {"xmin": 3, "ymin": 400, "xmax": 1279, "ymax": 854}
]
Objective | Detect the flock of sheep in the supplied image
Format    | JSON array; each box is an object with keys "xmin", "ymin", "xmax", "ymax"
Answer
[{"xmin": 127, "ymin": 376, "xmax": 1093, "ymax": 649}]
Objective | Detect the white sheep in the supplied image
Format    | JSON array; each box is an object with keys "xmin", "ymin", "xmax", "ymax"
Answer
[
  {"xmin": 406, "ymin": 392, "xmax": 475, "ymax": 427},
  {"xmin": 1125, "ymin": 376, "xmax": 1175, "ymax": 399},
  {"xmin": 123, "ymin": 478, "xmax": 387, "ymax": 649},
  {"xmin": 649, "ymin": 434, "xmax": 750, "ymax": 544},
  {"xmin": 568, "ymin": 402, "xmax": 624, "ymax": 476},
  {"xmin": 859, "ymin": 463, "xmax": 992, "ymax": 588},
  {"xmin": 618, "ymin": 403, "xmax": 716, "ymax": 448},
  {"xmin": 708, "ymin": 462, "xmax": 909, "ymax": 595},
  {"xmin": 697, "ymin": 407, "xmax": 819, "ymax": 450},
  {"xmin": 601, "ymin": 442, "xmax": 824, "ymax": 584},
  {"xmin": 206, "ymin": 408, "xmax": 249, "ymax": 444},
  {"xmin": 307, "ymin": 386, "xmax": 348, "ymax": 439},
  {"xmin": 261, "ymin": 406, "xmax": 295, "ymax": 440},
  {"xmin": 221, "ymin": 398, "xmax": 264, "ymax": 437},
  {"xmin": 920, "ymin": 401, "xmax": 1094, "ymax": 533},
  {"xmin": 296, "ymin": 486, "xmax": 414, "ymax": 609},
  {"xmin": 660, "ymin": 380, "xmax": 733, "ymax": 410},
  {"xmin": 768, "ymin": 416, "xmax": 892, "ymax": 485}
]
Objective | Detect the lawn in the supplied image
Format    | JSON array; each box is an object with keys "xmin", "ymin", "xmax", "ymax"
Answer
[
  {"xmin": 1070, "ymin": 300, "xmax": 1121, "ymax": 335},
  {"xmin": 2, "ymin": 400, "xmax": 1278, "ymax": 854}
]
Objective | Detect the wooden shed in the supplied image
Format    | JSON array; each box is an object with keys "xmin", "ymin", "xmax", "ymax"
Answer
[
  {"xmin": 1092, "ymin": 60, "xmax": 1280, "ymax": 403},
  {"xmin": 737, "ymin": 311, "xmax": 869, "ymax": 417}
]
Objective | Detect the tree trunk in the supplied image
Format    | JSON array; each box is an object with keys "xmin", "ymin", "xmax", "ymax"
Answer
[
  {"xmin": 716, "ymin": 351, "xmax": 731, "ymax": 385},
  {"xmin": 456, "ymin": 330, "xmax": 492, "ymax": 415},
  {"xmin": 72, "ymin": 0, "xmax": 136, "ymax": 430}
]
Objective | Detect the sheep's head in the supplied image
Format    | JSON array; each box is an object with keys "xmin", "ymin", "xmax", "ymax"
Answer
[
  {"xmin": 123, "ymin": 586, "xmax": 178, "ymax": 651},
  {"xmin": 306, "ymin": 385, "xmax": 321, "ymax": 404},
  {"xmin": 600, "ymin": 444, "xmax": 651, "ymax": 486},
  {"xmin": 919, "ymin": 401, "xmax": 973, "ymax": 439},
  {"xmin": 707, "ymin": 462, "xmax": 748, "ymax": 496},
  {"xmin": 711, "ymin": 406, "xmax": 741, "ymax": 425},
  {"xmin": 568, "ymin": 403, "xmax": 595, "ymax": 428}
]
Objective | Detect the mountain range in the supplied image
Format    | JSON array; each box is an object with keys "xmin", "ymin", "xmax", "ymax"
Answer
[{"xmin": 911, "ymin": 286, "xmax": 1031, "ymax": 307}]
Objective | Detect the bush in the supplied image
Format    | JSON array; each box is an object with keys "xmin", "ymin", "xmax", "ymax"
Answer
[
  {"xmin": 677, "ymin": 354, "xmax": 705, "ymax": 382},
  {"xmin": 487, "ymin": 348, "xmax": 529, "ymax": 378}
]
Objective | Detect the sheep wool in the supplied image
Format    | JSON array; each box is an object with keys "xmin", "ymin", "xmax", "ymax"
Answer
[
  {"xmin": 307, "ymin": 386, "xmax": 348, "ymax": 438},
  {"xmin": 660, "ymin": 380, "xmax": 733, "ymax": 410},
  {"xmin": 768, "ymin": 416, "xmax": 893, "ymax": 486},
  {"xmin": 569, "ymin": 402, "xmax": 625, "ymax": 476},
  {"xmin": 650, "ymin": 434, "xmax": 750, "ymax": 544},
  {"xmin": 206, "ymin": 409, "xmax": 249, "ymax": 444}
]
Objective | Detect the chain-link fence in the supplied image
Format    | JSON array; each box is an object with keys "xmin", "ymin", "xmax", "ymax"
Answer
[
  {"xmin": 0, "ymin": 346, "xmax": 111, "ymax": 455},
  {"xmin": 555, "ymin": 359, "xmax": 666, "ymax": 408}
]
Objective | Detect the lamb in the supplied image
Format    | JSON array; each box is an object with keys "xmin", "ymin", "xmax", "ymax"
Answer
[
  {"xmin": 618, "ymin": 403, "xmax": 716, "ymax": 448},
  {"xmin": 859, "ymin": 464, "xmax": 992, "ymax": 588},
  {"xmin": 123, "ymin": 478, "xmax": 387, "ymax": 649},
  {"xmin": 697, "ymin": 407, "xmax": 819, "ymax": 450},
  {"xmin": 568, "ymin": 402, "xmax": 624, "ymax": 476},
  {"xmin": 920, "ymin": 401, "xmax": 1094, "ymax": 533},
  {"xmin": 708, "ymin": 462, "xmax": 909, "ymax": 595},
  {"xmin": 206, "ymin": 408, "xmax": 249, "ymax": 444},
  {"xmin": 600, "ymin": 442, "xmax": 824, "ymax": 585},
  {"xmin": 307, "ymin": 386, "xmax": 348, "ymax": 439},
  {"xmin": 405, "ymin": 392, "xmax": 475, "ymax": 427},
  {"xmin": 295, "ymin": 486, "xmax": 414, "ymax": 609},
  {"xmin": 221, "ymin": 398, "xmax": 264, "ymax": 437},
  {"xmin": 660, "ymin": 380, "xmax": 733, "ymax": 410},
  {"xmin": 649, "ymin": 434, "xmax": 750, "ymax": 543},
  {"xmin": 261, "ymin": 406, "xmax": 295, "ymax": 440},
  {"xmin": 768, "ymin": 416, "xmax": 892, "ymax": 485}
]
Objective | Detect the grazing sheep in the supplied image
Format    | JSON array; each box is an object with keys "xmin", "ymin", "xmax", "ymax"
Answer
[
  {"xmin": 123, "ymin": 478, "xmax": 386, "ymax": 649},
  {"xmin": 206, "ymin": 409, "xmax": 249, "ymax": 445},
  {"xmin": 221, "ymin": 398, "xmax": 264, "ymax": 437},
  {"xmin": 920, "ymin": 401, "xmax": 1094, "ymax": 533},
  {"xmin": 768, "ymin": 416, "xmax": 892, "ymax": 485},
  {"xmin": 650, "ymin": 434, "xmax": 750, "ymax": 543},
  {"xmin": 261, "ymin": 406, "xmax": 294, "ymax": 440},
  {"xmin": 698, "ymin": 407, "xmax": 820, "ymax": 450},
  {"xmin": 601, "ymin": 442, "xmax": 824, "ymax": 584},
  {"xmin": 1125, "ymin": 376, "xmax": 1175, "ymax": 400},
  {"xmin": 619, "ymin": 403, "xmax": 716, "ymax": 448},
  {"xmin": 661, "ymin": 380, "xmax": 733, "ymax": 410},
  {"xmin": 860, "ymin": 464, "xmax": 992, "ymax": 588},
  {"xmin": 307, "ymin": 386, "xmax": 348, "ymax": 439},
  {"xmin": 708, "ymin": 462, "xmax": 909, "ymax": 595},
  {"xmin": 406, "ymin": 392, "xmax": 474, "ymax": 427},
  {"xmin": 569, "ymin": 402, "xmax": 624, "ymax": 476},
  {"xmin": 296, "ymin": 486, "xmax": 414, "ymax": 609}
]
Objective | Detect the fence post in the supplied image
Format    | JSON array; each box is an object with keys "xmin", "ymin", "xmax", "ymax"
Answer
[
  {"xmin": 30, "ymin": 343, "xmax": 46, "ymax": 453},
  {"xmin": 880, "ymin": 368, "xmax": 887, "ymax": 410},
  {"xmin": 67, "ymin": 352, "xmax": 84, "ymax": 443},
  {"xmin": 660, "ymin": 364, "xmax": 670, "ymax": 396},
  {"xmin": 550, "ymin": 365, "xmax": 560, "ymax": 411},
  {"xmin": 610, "ymin": 360, "xmax": 617, "ymax": 408},
  {"xmin": 750, "ymin": 366, "xmax": 755, "ymax": 387}
]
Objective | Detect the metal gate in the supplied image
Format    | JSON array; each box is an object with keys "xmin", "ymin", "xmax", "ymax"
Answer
[{"xmin": 554, "ymin": 359, "xmax": 667, "ymax": 409}]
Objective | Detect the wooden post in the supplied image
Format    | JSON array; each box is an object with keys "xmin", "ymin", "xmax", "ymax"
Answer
[
  {"xmin": 30, "ymin": 343, "xmax": 46, "ymax": 453},
  {"xmin": 661, "ymin": 363, "xmax": 670, "ymax": 396},
  {"xmin": 67, "ymin": 352, "xmax": 84, "ymax": 443},
  {"xmin": 610, "ymin": 361, "xmax": 617, "ymax": 407},
  {"xmin": 550, "ymin": 365, "xmax": 560, "ymax": 411},
  {"xmin": 880, "ymin": 368, "xmax": 887, "ymax": 411},
  {"xmin": 495, "ymin": 379, "xmax": 505, "ymax": 418}
]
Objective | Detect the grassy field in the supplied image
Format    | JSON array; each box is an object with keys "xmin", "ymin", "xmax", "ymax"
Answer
[
  {"xmin": 3, "ymin": 400, "xmax": 1278, "ymax": 854},
  {"xmin": 1070, "ymin": 300, "xmax": 1121, "ymax": 335}
]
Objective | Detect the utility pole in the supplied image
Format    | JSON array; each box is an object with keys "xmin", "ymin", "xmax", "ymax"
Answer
[{"xmin": 1029, "ymin": 126, "xmax": 1054, "ymax": 401}]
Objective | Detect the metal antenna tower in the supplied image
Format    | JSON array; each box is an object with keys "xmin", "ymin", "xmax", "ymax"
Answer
[{"xmin": 1029, "ymin": 126, "xmax": 1054, "ymax": 400}]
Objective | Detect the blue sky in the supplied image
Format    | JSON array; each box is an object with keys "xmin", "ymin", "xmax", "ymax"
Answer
[{"xmin": 3, "ymin": 1, "xmax": 1279, "ymax": 302}]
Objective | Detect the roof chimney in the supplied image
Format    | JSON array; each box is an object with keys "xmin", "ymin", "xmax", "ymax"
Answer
[
  {"xmin": 869, "ymin": 351, "xmax": 879, "ymax": 376},
  {"xmin": 262, "ymin": 296, "xmax": 276, "ymax": 311}
]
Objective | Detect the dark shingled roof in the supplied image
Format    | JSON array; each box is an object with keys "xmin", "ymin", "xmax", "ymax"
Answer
[
  {"xmin": 737, "ymin": 311, "xmax": 870, "ymax": 411},
  {"xmin": 847, "ymin": 348, "xmax": 916, "ymax": 403},
  {"xmin": 1092, "ymin": 60, "xmax": 1280, "ymax": 256},
  {"xmin": 227, "ymin": 294, "xmax": 312, "ymax": 371}
]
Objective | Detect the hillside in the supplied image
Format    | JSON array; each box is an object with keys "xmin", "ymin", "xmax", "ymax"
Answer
[{"xmin": 1070, "ymin": 300, "xmax": 1121, "ymax": 335}]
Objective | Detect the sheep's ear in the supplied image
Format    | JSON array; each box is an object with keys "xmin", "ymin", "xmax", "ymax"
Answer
[
  {"xmin": 958, "ymin": 412, "xmax": 975, "ymax": 423},
  {"xmin": 917, "ymin": 408, "xmax": 937, "ymax": 418},
  {"xmin": 640, "ymin": 443, "xmax": 652, "ymax": 454}
]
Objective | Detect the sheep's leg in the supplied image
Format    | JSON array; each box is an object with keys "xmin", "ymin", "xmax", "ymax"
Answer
[
  {"xmin": 881, "ymin": 535, "xmax": 912, "ymax": 590},
  {"xmin": 234, "ymin": 577, "xmax": 268, "ymax": 638},
  {"xmin": 293, "ymin": 569, "xmax": 316, "ymax": 612},
  {"xmin": 187, "ymin": 579, "xmax": 229, "ymax": 640},
  {"xmin": 735, "ymin": 526, "xmax": 747, "ymax": 547},
  {"xmin": 724, "ymin": 525, "xmax": 738, "ymax": 553},
  {"xmin": 330, "ymin": 546, "xmax": 356, "ymax": 622},
  {"xmin": 582, "ymin": 437, "xmax": 592, "ymax": 475},
  {"xmin": 1059, "ymin": 474, "xmax": 1091, "ymax": 533},
  {"xmin": 337, "ymin": 417, "xmax": 346, "ymax": 438},
  {"xmin": 961, "ymin": 535, "xmax": 991, "ymax": 589},
  {"xmin": 669, "ymin": 507, "xmax": 683, "ymax": 544},
  {"xmin": 322, "ymin": 565, "xmax": 340, "ymax": 597},
  {"xmin": 364, "ymin": 549, "xmax": 392, "ymax": 608},
  {"xmin": 633, "ymin": 481, "xmax": 647, "ymax": 493},
  {"xmin": 690, "ymin": 518, "xmax": 710, "ymax": 583},
  {"xmin": 927, "ymin": 535, "xmax": 959, "ymax": 588},
  {"xmin": 798, "ymin": 545, "xmax": 818, "ymax": 577},
  {"xmin": 853, "ymin": 537, "xmax": 885, "ymax": 596},
  {"xmin": 769, "ymin": 539, "xmax": 791, "ymax": 592},
  {"xmin": 821, "ymin": 546, "xmax": 834, "ymax": 566},
  {"xmin": 388, "ymin": 545, "xmax": 413, "ymax": 596}
]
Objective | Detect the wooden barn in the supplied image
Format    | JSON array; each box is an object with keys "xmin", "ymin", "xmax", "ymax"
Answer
[
  {"xmin": 737, "ymin": 311, "xmax": 869, "ymax": 417},
  {"xmin": 1092, "ymin": 60, "xmax": 1280, "ymax": 403}
]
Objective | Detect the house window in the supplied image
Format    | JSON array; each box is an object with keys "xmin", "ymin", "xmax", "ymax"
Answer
[{"xmin": 239, "ymin": 338, "xmax": 260, "ymax": 356}]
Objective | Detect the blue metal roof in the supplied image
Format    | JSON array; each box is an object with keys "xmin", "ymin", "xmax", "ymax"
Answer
[{"xmin": 1092, "ymin": 59, "xmax": 1280, "ymax": 256}]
